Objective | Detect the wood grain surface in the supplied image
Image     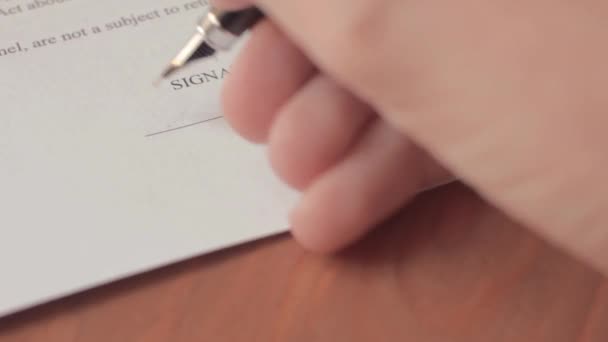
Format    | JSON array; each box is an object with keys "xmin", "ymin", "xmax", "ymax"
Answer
[{"xmin": 1, "ymin": 183, "xmax": 608, "ymax": 342}]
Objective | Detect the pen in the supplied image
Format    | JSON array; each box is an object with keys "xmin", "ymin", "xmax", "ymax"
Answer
[{"xmin": 160, "ymin": 6, "xmax": 264, "ymax": 79}]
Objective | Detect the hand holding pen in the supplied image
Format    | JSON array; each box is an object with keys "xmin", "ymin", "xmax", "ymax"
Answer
[{"xmin": 165, "ymin": 0, "xmax": 608, "ymax": 279}]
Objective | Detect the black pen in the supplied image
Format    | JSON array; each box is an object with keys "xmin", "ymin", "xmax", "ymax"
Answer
[{"xmin": 160, "ymin": 6, "xmax": 264, "ymax": 79}]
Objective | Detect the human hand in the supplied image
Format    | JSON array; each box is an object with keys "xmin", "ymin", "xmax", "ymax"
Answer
[{"xmin": 214, "ymin": 0, "xmax": 608, "ymax": 274}]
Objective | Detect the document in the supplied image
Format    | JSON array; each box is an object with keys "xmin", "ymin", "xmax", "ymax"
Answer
[{"xmin": 0, "ymin": 0, "xmax": 297, "ymax": 316}]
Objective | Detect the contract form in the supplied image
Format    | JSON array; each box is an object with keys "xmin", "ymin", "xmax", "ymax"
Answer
[{"xmin": 0, "ymin": 0, "xmax": 297, "ymax": 316}]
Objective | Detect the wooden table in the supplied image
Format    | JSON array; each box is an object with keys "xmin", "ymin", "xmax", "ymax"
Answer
[{"xmin": 2, "ymin": 184, "xmax": 608, "ymax": 342}]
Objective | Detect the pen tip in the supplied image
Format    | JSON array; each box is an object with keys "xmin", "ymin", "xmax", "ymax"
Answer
[
  {"xmin": 154, "ymin": 64, "xmax": 179, "ymax": 86},
  {"xmin": 155, "ymin": 34, "xmax": 216, "ymax": 86},
  {"xmin": 152, "ymin": 76, "xmax": 163, "ymax": 87},
  {"xmin": 161, "ymin": 65, "xmax": 178, "ymax": 79}
]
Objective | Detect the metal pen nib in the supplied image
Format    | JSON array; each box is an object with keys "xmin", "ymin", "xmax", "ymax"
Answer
[
  {"xmin": 160, "ymin": 29, "xmax": 213, "ymax": 80},
  {"xmin": 158, "ymin": 6, "xmax": 264, "ymax": 81}
]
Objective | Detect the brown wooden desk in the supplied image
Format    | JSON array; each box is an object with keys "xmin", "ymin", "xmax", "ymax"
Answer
[{"xmin": 1, "ymin": 184, "xmax": 607, "ymax": 342}]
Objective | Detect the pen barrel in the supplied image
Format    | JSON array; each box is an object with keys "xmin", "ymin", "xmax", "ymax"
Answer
[{"xmin": 213, "ymin": 7, "xmax": 264, "ymax": 36}]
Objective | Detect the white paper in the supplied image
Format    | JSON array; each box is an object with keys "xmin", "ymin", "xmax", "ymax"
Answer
[{"xmin": 0, "ymin": 0, "xmax": 298, "ymax": 316}]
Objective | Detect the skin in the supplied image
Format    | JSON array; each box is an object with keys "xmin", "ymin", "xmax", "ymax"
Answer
[
  {"xmin": 212, "ymin": 0, "xmax": 608, "ymax": 275},
  {"xmin": 209, "ymin": 0, "xmax": 608, "ymax": 338}
]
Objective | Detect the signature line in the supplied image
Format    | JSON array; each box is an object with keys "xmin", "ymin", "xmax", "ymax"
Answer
[{"xmin": 145, "ymin": 116, "xmax": 223, "ymax": 138}]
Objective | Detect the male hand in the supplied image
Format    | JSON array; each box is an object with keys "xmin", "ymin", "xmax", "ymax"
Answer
[{"xmin": 214, "ymin": 0, "xmax": 608, "ymax": 275}]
